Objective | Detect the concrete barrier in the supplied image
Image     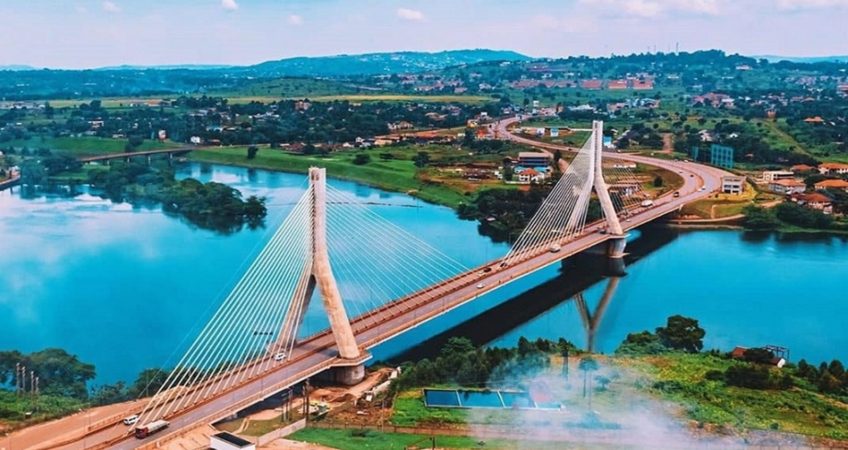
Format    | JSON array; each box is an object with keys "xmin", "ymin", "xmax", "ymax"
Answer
[{"xmin": 255, "ymin": 418, "xmax": 307, "ymax": 446}]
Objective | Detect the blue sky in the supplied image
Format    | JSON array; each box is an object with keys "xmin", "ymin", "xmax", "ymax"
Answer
[{"xmin": 1, "ymin": 0, "xmax": 847, "ymax": 68}]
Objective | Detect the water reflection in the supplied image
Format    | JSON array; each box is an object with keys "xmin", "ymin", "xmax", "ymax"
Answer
[{"xmin": 392, "ymin": 226, "xmax": 679, "ymax": 361}]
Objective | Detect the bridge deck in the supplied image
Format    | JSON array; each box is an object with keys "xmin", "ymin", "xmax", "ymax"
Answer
[{"xmin": 62, "ymin": 123, "xmax": 731, "ymax": 449}]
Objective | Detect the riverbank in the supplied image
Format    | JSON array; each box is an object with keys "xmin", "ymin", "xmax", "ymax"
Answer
[{"xmin": 189, "ymin": 146, "xmax": 474, "ymax": 208}]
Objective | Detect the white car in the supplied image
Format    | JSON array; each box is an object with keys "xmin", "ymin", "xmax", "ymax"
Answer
[
  {"xmin": 274, "ymin": 352, "xmax": 287, "ymax": 362},
  {"xmin": 549, "ymin": 244, "xmax": 561, "ymax": 253},
  {"xmin": 122, "ymin": 414, "xmax": 139, "ymax": 426},
  {"xmin": 476, "ymin": 282, "xmax": 485, "ymax": 289}
]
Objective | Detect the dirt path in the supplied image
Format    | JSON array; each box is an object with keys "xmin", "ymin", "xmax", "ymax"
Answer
[{"xmin": 661, "ymin": 133, "xmax": 673, "ymax": 154}]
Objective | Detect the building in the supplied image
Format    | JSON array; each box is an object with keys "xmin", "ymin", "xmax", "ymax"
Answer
[
  {"xmin": 517, "ymin": 152, "xmax": 552, "ymax": 167},
  {"xmin": 768, "ymin": 179, "xmax": 806, "ymax": 195},
  {"xmin": 517, "ymin": 168, "xmax": 544, "ymax": 183},
  {"xmin": 814, "ymin": 179, "xmax": 848, "ymax": 192},
  {"xmin": 721, "ymin": 176, "xmax": 745, "ymax": 194},
  {"xmin": 709, "ymin": 144, "xmax": 734, "ymax": 169},
  {"xmin": 818, "ymin": 163, "xmax": 848, "ymax": 175},
  {"xmin": 762, "ymin": 170, "xmax": 796, "ymax": 182},
  {"xmin": 791, "ymin": 164, "xmax": 815, "ymax": 173},
  {"xmin": 210, "ymin": 432, "xmax": 255, "ymax": 450},
  {"xmin": 790, "ymin": 192, "xmax": 833, "ymax": 214},
  {"xmin": 608, "ymin": 79, "xmax": 628, "ymax": 90}
]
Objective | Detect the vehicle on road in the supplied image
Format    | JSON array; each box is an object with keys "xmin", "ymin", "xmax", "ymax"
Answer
[
  {"xmin": 135, "ymin": 420, "xmax": 169, "ymax": 439},
  {"xmin": 122, "ymin": 415, "xmax": 139, "ymax": 426},
  {"xmin": 641, "ymin": 200, "xmax": 654, "ymax": 207},
  {"xmin": 476, "ymin": 282, "xmax": 485, "ymax": 289},
  {"xmin": 673, "ymin": 191, "xmax": 680, "ymax": 198},
  {"xmin": 549, "ymin": 244, "xmax": 561, "ymax": 253},
  {"xmin": 274, "ymin": 352, "xmax": 287, "ymax": 361}
]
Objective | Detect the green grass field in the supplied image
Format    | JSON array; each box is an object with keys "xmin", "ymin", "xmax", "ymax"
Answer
[
  {"xmin": 289, "ymin": 427, "xmax": 608, "ymax": 450},
  {"xmin": 621, "ymin": 353, "xmax": 848, "ymax": 439},
  {"xmin": 7, "ymin": 136, "xmax": 180, "ymax": 157},
  {"xmin": 189, "ymin": 145, "xmax": 474, "ymax": 207}
]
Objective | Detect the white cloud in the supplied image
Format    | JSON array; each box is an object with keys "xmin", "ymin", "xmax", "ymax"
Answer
[
  {"xmin": 221, "ymin": 0, "xmax": 238, "ymax": 11},
  {"xmin": 777, "ymin": 0, "xmax": 848, "ymax": 10},
  {"xmin": 101, "ymin": 1, "xmax": 120, "ymax": 13},
  {"xmin": 396, "ymin": 7, "xmax": 424, "ymax": 21},
  {"xmin": 578, "ymin": 0, "xmax": 722, "ymax": 18},
  {"xmin": 288, "ymin": 14, "xmax": 304, "ymax": 26}
]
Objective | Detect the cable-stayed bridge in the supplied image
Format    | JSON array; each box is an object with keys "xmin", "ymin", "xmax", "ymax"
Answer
[{"xmin": 62, "ymin": 121, "xmax": 727, "ymax": 449}]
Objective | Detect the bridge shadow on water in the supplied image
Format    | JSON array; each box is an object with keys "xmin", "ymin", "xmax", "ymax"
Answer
[{"xmin": 388, "ymin": 224, "xmax": 681, "ymax": 363}]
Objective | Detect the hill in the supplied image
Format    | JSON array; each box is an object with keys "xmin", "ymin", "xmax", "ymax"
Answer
[
  {"xmin": 755, "ymin": 55, "xmax": 848, "ymax": 63},
  {"xmin": 242, "ymin": 49, "xmax": 530, "ymax": 77}
]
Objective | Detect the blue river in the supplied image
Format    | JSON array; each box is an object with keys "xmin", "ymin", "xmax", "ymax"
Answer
[{"xmin": 1, "ymin": 163, "xmax": 846, "ymax": 384}]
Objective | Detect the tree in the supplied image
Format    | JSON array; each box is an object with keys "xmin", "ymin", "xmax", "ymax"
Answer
[
  {"xmin": 352, "ymin": 153, "xmax": 371, "ymax": 165},
  {"xmin": 128, "ymin": 368, "xmax": 169, "ymax": 398},
  {"xmin": 742, "ymin": 205, "xmax": 779, "ymax": 230},
  {"xmin": 246, "ymin": 145, "xmax": 259, "ymax": 160},
  {"xmin": 412, "ymin": 151, "xmax": 430, "ymax": 168},
  {"xmin": 653, "ymin": 176, "xmax": 663, "ymax": 187},
  {"xmin": 655, "ymin": 315, "xmax": 705, "ymax": 352}
]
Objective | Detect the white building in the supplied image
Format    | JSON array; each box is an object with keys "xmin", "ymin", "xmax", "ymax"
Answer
[
  {"xmin": 210, "ymin": 432, "xmax": 255, "ymax": 450},
  {"xmin": 768, "ymin": 179, "xmax": 806, "ymax": 195},
  {"xmin": 762, "ymin": 170, "xmax": 795, "ymax": 182},
  {"xmin": 721, "ymin": 176, "xmax": 745, "ymax": 195}
]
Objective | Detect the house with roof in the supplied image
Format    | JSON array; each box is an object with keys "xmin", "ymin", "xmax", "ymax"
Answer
[
  {"xmin": 815, "ymin": 179, "xmax": 848, "ymax": 192},
  {"xmin": 791, "ymin": 164, "xmax": 816, "ymax": 173},
  {"xmin": 803, "ymin": 116, "xmax": 825, "ymax": 124},
  {"xmin": 768, "ymin": 179, "xmax": 806, "ymax": 195},
  {"xmin": 632, "ymin": 79, "xmax": 654, "ymax": 90},
  {"xmin": 818, "ymin": 163, "xmax": 848, "ymax": 175},
  {"xmin": 608, "ymin": 79, "xmax": 628, "ymax": 90},
  {"xmin": 516, "ymin": 167, "xmax": 545, "ymax": 184},
  {"xmin": 580, "ymin": 79, "xmax": 602, "ymax": 90},
  {"xmin": 789, "ymin": 192, "xmax": 833, "ymax": 214}
]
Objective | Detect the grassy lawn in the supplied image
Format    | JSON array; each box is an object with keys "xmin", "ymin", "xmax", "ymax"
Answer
[
  {"xmin": 189, "ymin": 145, "xmax": 485, "ymax": 208},
  {"xmin": 390, "ymin": 390, "xmax": 468, "ymax": 427},
  {"xmin": 289, "ymin": 427, "xmax": 604, "ymax": 450},
  {"xmin": 619, "ymin": 353, "xmax": 848, "ymax": 439},
  {"xmin": 7, "ymin": 136, "xmax": 180, "ymax": 157}
]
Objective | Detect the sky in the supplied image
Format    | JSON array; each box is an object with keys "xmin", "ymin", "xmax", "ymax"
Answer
[{"xmin": 1, "ymin": 0, "xmax": 847, "ymax": 69}]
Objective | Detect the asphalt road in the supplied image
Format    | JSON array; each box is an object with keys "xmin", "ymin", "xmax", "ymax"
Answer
[{"xmin": 54, "ymin": 119, "xmax": 730, "ymax": 449}]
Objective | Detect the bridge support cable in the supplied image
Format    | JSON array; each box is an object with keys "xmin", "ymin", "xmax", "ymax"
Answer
[
  {"xmin": 501, "ymin": 134, "xmax": 595, "ymax": 265},
  {"xmin": 173, "ymin": 191, "xmax": 314, "ymax": 413},
  {"xmin": 137, "ymin": 167, "xmax": 473, "ymax": 427},
  {"xmin": 322, "ymin": 184, "xmax": 470, "ymax": 327},
  {"xmin": 137, "ymin": 188, "xmax": 314, "ymax": 425}
]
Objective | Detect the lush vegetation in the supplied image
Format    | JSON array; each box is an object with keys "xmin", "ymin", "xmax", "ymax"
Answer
[
  {"xmin": 0, "ymin": 347, "xmax": 172, "ymax": 429},
  {"xmin": 83, "ymin": 161, "xmax": 266, "ymax": 233},
  {"xmin": 391, "ymin": 336, "xmax": 576, "ymax": 394},
  {"xmin": 743, "ymin": 203, "xmax": 848, "ymax": 233},
  {"xmin": 289, "ymin": 427, "xmax": 572, "ymax": 450}
]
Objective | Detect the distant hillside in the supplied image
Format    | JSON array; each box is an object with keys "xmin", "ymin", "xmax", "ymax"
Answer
[
  {"xmin": 95, "ymin": 64, "xmax": 235, "ymax": 71},
  {"xmin": 242, "ymin": 49, "xmax": 530, "ymax": 77},
  {"xmin": 0, "ymin": 65, "xmax": 38, "ymax": 71},
  {"xmin": 755, "ymin": 55, "xmax": 848, "ymax": 64}
]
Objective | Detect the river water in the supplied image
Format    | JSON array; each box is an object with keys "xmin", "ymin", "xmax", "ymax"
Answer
[{"xmin": 1, "ymin": 164, "xmax": 846, "ymax": 384}]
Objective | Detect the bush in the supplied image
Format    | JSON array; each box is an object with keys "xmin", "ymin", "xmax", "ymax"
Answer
[
  {"xmin": 352, "ymin": 153, "xmax": 371, "ymax": 165},
  {"xmin": 725, "ymin": 364, "xmax": 771, "ymax": 389}
]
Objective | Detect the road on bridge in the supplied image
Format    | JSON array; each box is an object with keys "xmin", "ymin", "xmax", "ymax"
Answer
[{"xmin": 44, "ymin": 118, "xmax": 730, "ymax": 450}]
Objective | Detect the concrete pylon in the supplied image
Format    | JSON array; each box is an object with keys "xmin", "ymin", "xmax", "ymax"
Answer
[
  {"xmin": 308, "ymin": 167, "xmax": 360, "ymax": 360},
  {"xmin": 591, "ymin": 120, "xmax": 627, "ymax": 258},
  {"xmin": 278, "ymin": 168, "xmax": 361, "ymax": 362}
]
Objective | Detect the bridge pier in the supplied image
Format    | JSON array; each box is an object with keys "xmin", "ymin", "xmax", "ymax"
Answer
[{"xmin": 607, "ymin": 235, "xmax": 628, "ymax": 259}]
